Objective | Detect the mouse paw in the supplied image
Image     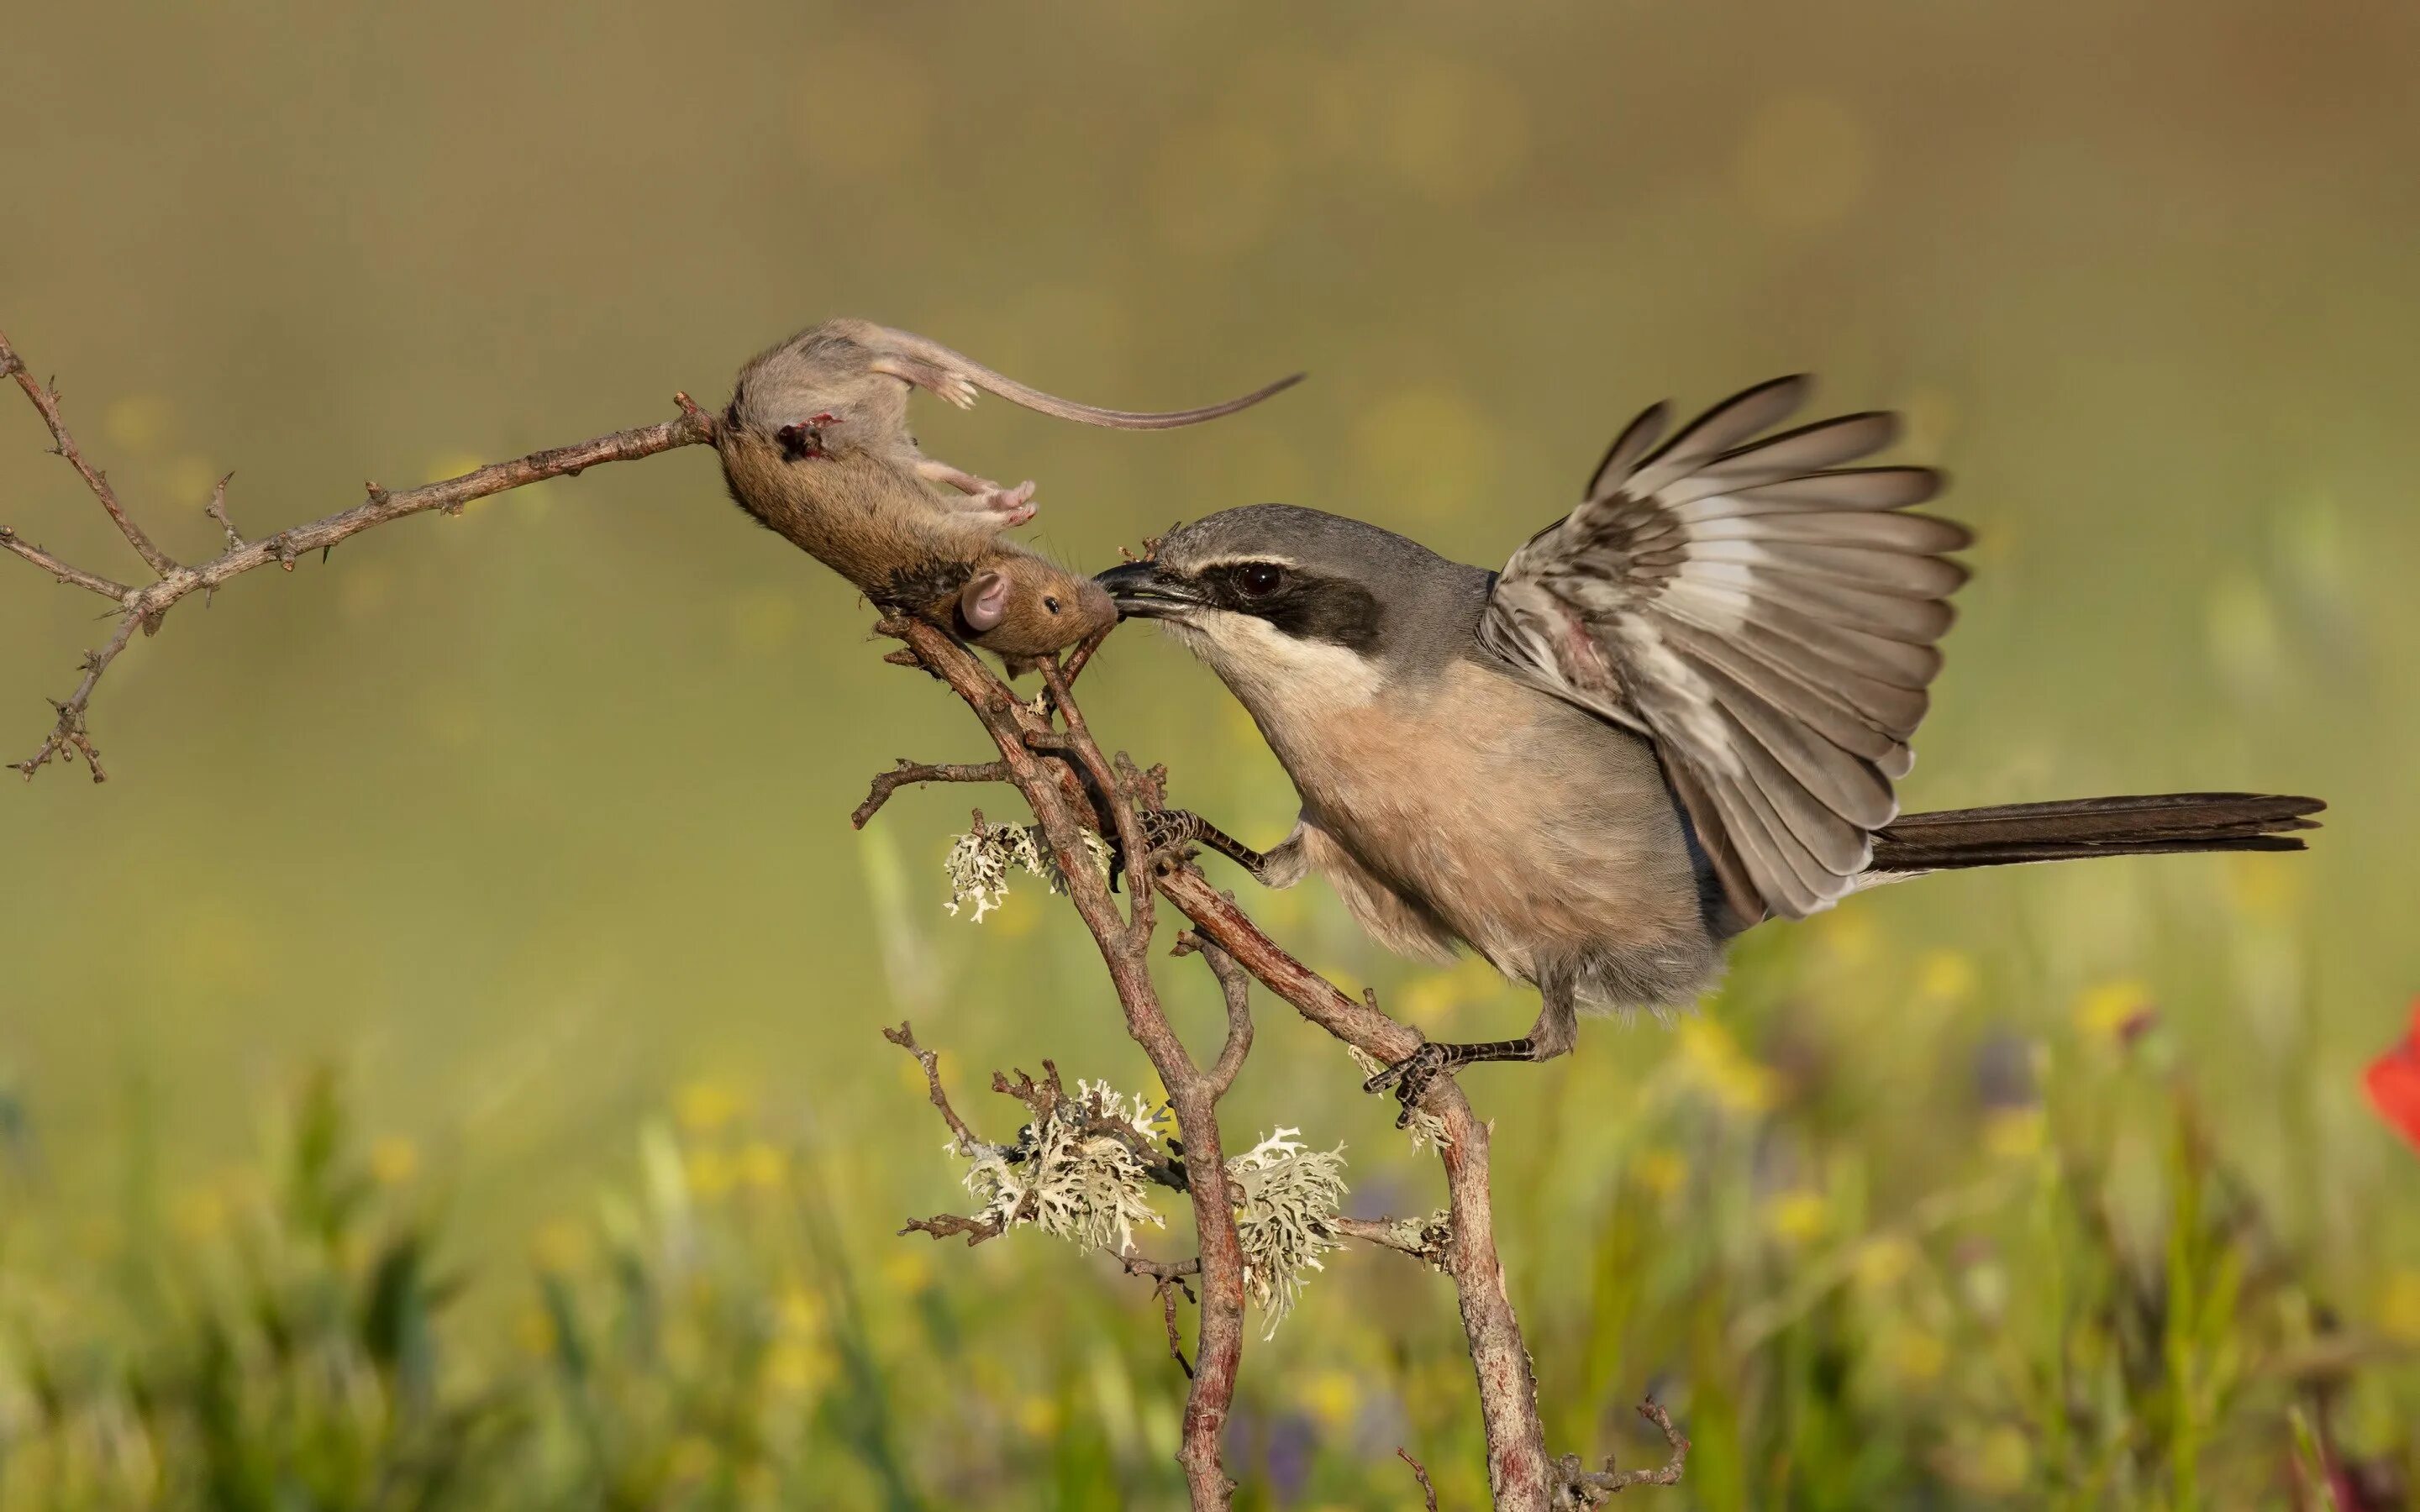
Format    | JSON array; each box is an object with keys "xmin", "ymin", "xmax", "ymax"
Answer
[{"xmin": 975, "ymin": 480, "xmax": 1038, "ymax": 526}]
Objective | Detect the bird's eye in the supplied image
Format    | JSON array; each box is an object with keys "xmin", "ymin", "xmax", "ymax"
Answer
[{"xmin": 1236, "ymin": 563, "xmax": 1285, "ymax": 597}]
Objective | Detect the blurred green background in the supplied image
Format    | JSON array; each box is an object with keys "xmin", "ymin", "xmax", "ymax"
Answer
[{"xmin": 4, "ymin": 2, "xmax": 2418, "ymax": 1506}]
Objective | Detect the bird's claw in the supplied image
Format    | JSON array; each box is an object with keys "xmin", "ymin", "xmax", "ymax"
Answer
[
  {"xmin": 1108, "ymin": 810, "xmax": 1195, "ymax": 894},
  {"xmin": 1364, "ymin": 1042, "xmax": 1449, "ymax": 1126}
]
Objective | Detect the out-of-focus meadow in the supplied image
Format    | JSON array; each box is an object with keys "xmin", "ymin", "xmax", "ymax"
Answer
[{"xmin": 3, "ymin": 3, "xmax": 2417, "ymax": 1505}]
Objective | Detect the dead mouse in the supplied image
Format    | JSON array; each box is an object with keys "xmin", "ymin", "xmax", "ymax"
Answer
[{"xmin": 715, "ymin": 318, "xmax": 1301, "ymax": 660}]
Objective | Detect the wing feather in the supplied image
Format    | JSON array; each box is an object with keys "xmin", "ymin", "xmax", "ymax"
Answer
[{"xmin": 1481, "ymin": 376, "xmax": 1967, "ymax": 922}]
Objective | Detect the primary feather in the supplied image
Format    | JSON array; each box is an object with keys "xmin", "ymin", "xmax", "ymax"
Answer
[{"xmin": 1478, "ymin": 379, "xmax": 1970, "ymax": 923}]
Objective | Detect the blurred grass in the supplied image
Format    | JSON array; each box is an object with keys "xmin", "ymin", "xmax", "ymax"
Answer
[
  {"xmin": 4, "ymin": 0, "xmax": 2420, "ymax": 1505},
  {"xmin": 6, "ymin": 926, "xmax": 2417, "ymax": 1507}
]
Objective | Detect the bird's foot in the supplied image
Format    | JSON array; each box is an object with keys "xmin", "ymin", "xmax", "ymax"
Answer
[
  {"xmin": 1363, "ymin": 1037, "xmax": 1541, "ymax": 1127},
  {"xmin": 1108, "ymin": 808, "xmax": 1201, "ymax": 894},
  {"xmin": 1363, "ymin": 1042, "xmax": 1451, "ymax": 1127}
]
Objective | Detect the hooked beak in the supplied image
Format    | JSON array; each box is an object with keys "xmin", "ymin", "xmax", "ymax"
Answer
[{"xmin": 1094, "ymin": 560, "xmax": 1207, "ymax": 620}]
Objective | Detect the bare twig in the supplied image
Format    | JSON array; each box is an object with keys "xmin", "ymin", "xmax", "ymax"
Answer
[
  {"xmin": 852, "ymin": 759, "xmax": 1012, "ymax": 830},
  {"xmin": 2, "ymin": 324, "xmax": 715, "ymax": 780},
  {"xmin": 1399, "ymin": 1447, "xmax": 1443, "ymax": 1512},
  {"xmin": 898, "ymin": 1212, "xmax": 1007, "ymax": 1247},
  {"xmin": 1174, "ymin": 931, "xmax": 1254, "ymax": 1096},
  {"xmin": 1040, "ymin": 656, "xmax": 1152, "ymax": 940},
  {"xmin": 202, "ymin": 471, "xmax": 243, "ymax": 549},
  {"xmin": 0, "ymin": 328, "xmax": 178, "ymax": 575},
  {"xmin": 882, "ymin": 1021, "xmax": 983, "ymax": 1153},
  {"xmin": 1156, "ymin": 1278, "xmax": 1196, "ymax": 1378},
  {"xmin": 1121, "ymin": 1253, "xmax": 1203, "ymax": 1381},
  {"xmin": 1329, "ymin": 1214, "xmax": 1452, "ymax": 1269},
  {"xmin": 1554, "ymin": 1401, "xmax": 1691, "ymax": 1504}
]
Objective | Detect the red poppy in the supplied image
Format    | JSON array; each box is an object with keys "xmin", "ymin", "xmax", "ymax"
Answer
[{"xmin": 2363, "ymin": 998, "xmax": 2420, "ymax": 1152}]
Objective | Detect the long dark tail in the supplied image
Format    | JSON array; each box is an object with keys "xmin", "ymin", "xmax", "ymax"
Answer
[{"xmin": 1865, "ymin": 792, "xmax": 2324, "ymax": 876}]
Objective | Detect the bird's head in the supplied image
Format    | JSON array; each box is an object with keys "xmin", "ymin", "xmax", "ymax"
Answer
[{"xmin": 1095, "ymin": 505, "xmax": 1482, "ymax": 715}]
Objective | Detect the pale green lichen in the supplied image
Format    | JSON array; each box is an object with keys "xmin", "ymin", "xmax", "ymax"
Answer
[
  {"xmin": 958, "ymin": 1081, "xmax": 1170, "ymax": 1255},
  {"xmin": 943, "ymin": 822, "xmax": 1113, "ymax": 921},
  {"xmin": 1227, "ymin": 1127, "xmax": 1349, "ymax": 1336}
]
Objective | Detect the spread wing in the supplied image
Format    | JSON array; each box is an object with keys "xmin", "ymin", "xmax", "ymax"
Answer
[{"xmin": 1476, "ymin": 376, "xmax": 1970, "ymax": 923}]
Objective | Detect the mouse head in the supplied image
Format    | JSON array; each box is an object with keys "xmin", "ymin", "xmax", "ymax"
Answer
[{"xmin": 950, "ymin": 552, "xmax": 1118, "ymax": 659}]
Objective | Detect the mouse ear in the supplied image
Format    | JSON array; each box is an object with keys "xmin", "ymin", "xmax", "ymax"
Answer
[
  {"xmin": 868, "ymin": 326, "xmax": 1303, "ymax": 431},
  {"xmin": 958, "ymin": 570, "xmax": 1009, "ymax": 632}
]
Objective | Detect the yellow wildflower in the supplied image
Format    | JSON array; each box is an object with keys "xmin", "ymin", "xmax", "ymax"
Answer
[
  {"xmin": 368, "ymin": 1137, "xmax": 418, "ymax": 1186},
  {"xmin": 1634, "ymin": 1147, "xmax": 1688, "ymax": 1199},
  {"xmin": 2073, "ymin": 979, "xmax": 2155, "ymax": 1043},
  {"xmin": 1915, "ymin": 949, "xmax": 1978, "ymax": 1005},
  {"xmin": 1763, "ymin": 1189, "xmax": 1829, "ymax": 1247},
  {"xmin": 1676, "ymin": 1018, "xmax": 1779, "ymax": 1115},
  {"xmin": 2378, "ymin": 1269, "xmax": 2420, "ymax": 1344},
  {"xmin": 881, "ymin": 1247, "xmax": 934, "ymax": 1296},
  {"xmin": 513, "ymin": 1305, "xmax": 556, "ymax": 1357},
  {"xmin": 529, "ymin": 1219, "xmax": 591, "ymax": 1275},
  {"xmin": 1884, "ymin": 1326, "xmax": 1947, "ymax": 1384},
  {"xmin": 1981, "ymin": 1107, "xmax": 2045, "ymax": 1161},
  {"xmin": 1017, "ymin": 1396, "xmax": 1063, "ymax": 1438},
  {"xmin": 778, "ymin": 1285, "xmax": 824, "ymax": 1336},
  {"xmin": 737, "ymin": 1142, "xmax": 786, "ymax": 1191},
  {"xmin": 675, "ymin": 1080, "xmax": 745, "ymax": 1134},
  {"xmin": 668, "ymin": 1435, "xmax": 718, "ymax": 1482},
  {"xmin": 1853, "ymin": 1236, "xmax": 1918, "ymax": 1294},
  {"xmin": 1301, "ymin": 1368, "xmax": 1361, "ymax": 1432},
  {"xmin": 684, "ymin": 1147, "xmax": 736, "ymax": 1200}
]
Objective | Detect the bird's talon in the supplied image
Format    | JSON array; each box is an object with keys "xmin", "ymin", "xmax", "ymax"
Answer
[{"xmin": 1363, "ymin": 1042, "xmax": 1443, "ymax": 1097}]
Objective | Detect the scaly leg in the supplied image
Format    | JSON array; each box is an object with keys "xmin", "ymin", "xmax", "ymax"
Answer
[
  {"xmin": 1364, "ymin": 974, "xmax": 1580, "ymax": 1127},
  {"xmin": 917, "ymin": 458, "xmax": 1037, "ymax": 526},
  {"xmin": 1140, "ymin": 810, "xmax": 1307, "ymax": 888}
]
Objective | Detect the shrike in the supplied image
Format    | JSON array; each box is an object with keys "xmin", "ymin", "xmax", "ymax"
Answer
[{"xmin": 1094, "ymin": 376, "xmax": 2320, "ymax": 1117}]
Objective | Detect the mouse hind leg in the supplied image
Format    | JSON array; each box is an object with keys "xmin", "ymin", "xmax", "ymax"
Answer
[{"xmin": 916, "ymin": 459, "xmax": 1038, "ymax": 526}]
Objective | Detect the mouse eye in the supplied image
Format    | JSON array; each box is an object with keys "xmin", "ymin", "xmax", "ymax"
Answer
[
  {"xmin": 1043, "ymin": 596, "xmax": 1061, "ymax": 614},
  {"xmin": 1235, "ymin": 562, "xmax": 1285, "ymax": 597}
]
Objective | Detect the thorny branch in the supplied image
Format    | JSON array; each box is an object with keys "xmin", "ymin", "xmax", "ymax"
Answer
[
  {"xmin": 3, "ymin": 323, "xmax": 1686, "ymax": 1509},
  {"xmin": 0, "ymin": 326, "xmax": 715, "ymax": 780}
]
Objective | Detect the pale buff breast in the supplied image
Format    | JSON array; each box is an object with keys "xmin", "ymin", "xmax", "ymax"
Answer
[{"xmin": 1252, "ymin": 657, "xmax": 1710, "ymax": 984}]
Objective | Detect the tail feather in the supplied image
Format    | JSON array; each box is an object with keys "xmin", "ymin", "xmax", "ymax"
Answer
[{"xmin": 1866, "ymin": 792, "xmax": 2323, "ymax": 876}]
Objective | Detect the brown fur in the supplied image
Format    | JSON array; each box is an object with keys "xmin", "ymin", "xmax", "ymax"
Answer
[
  {"xmin": 716, "ymin": 318, "xmax": 1297, "ymax": 659},
  {"xmin": 716, "ymin": 421, "xmax": 1112, "ymax": 657}
]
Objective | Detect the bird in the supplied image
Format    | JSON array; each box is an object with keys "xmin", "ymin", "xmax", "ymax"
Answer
[{"xmin": 1092, "ymin": 375, "xmax": 2323, "ymax": 1121}]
